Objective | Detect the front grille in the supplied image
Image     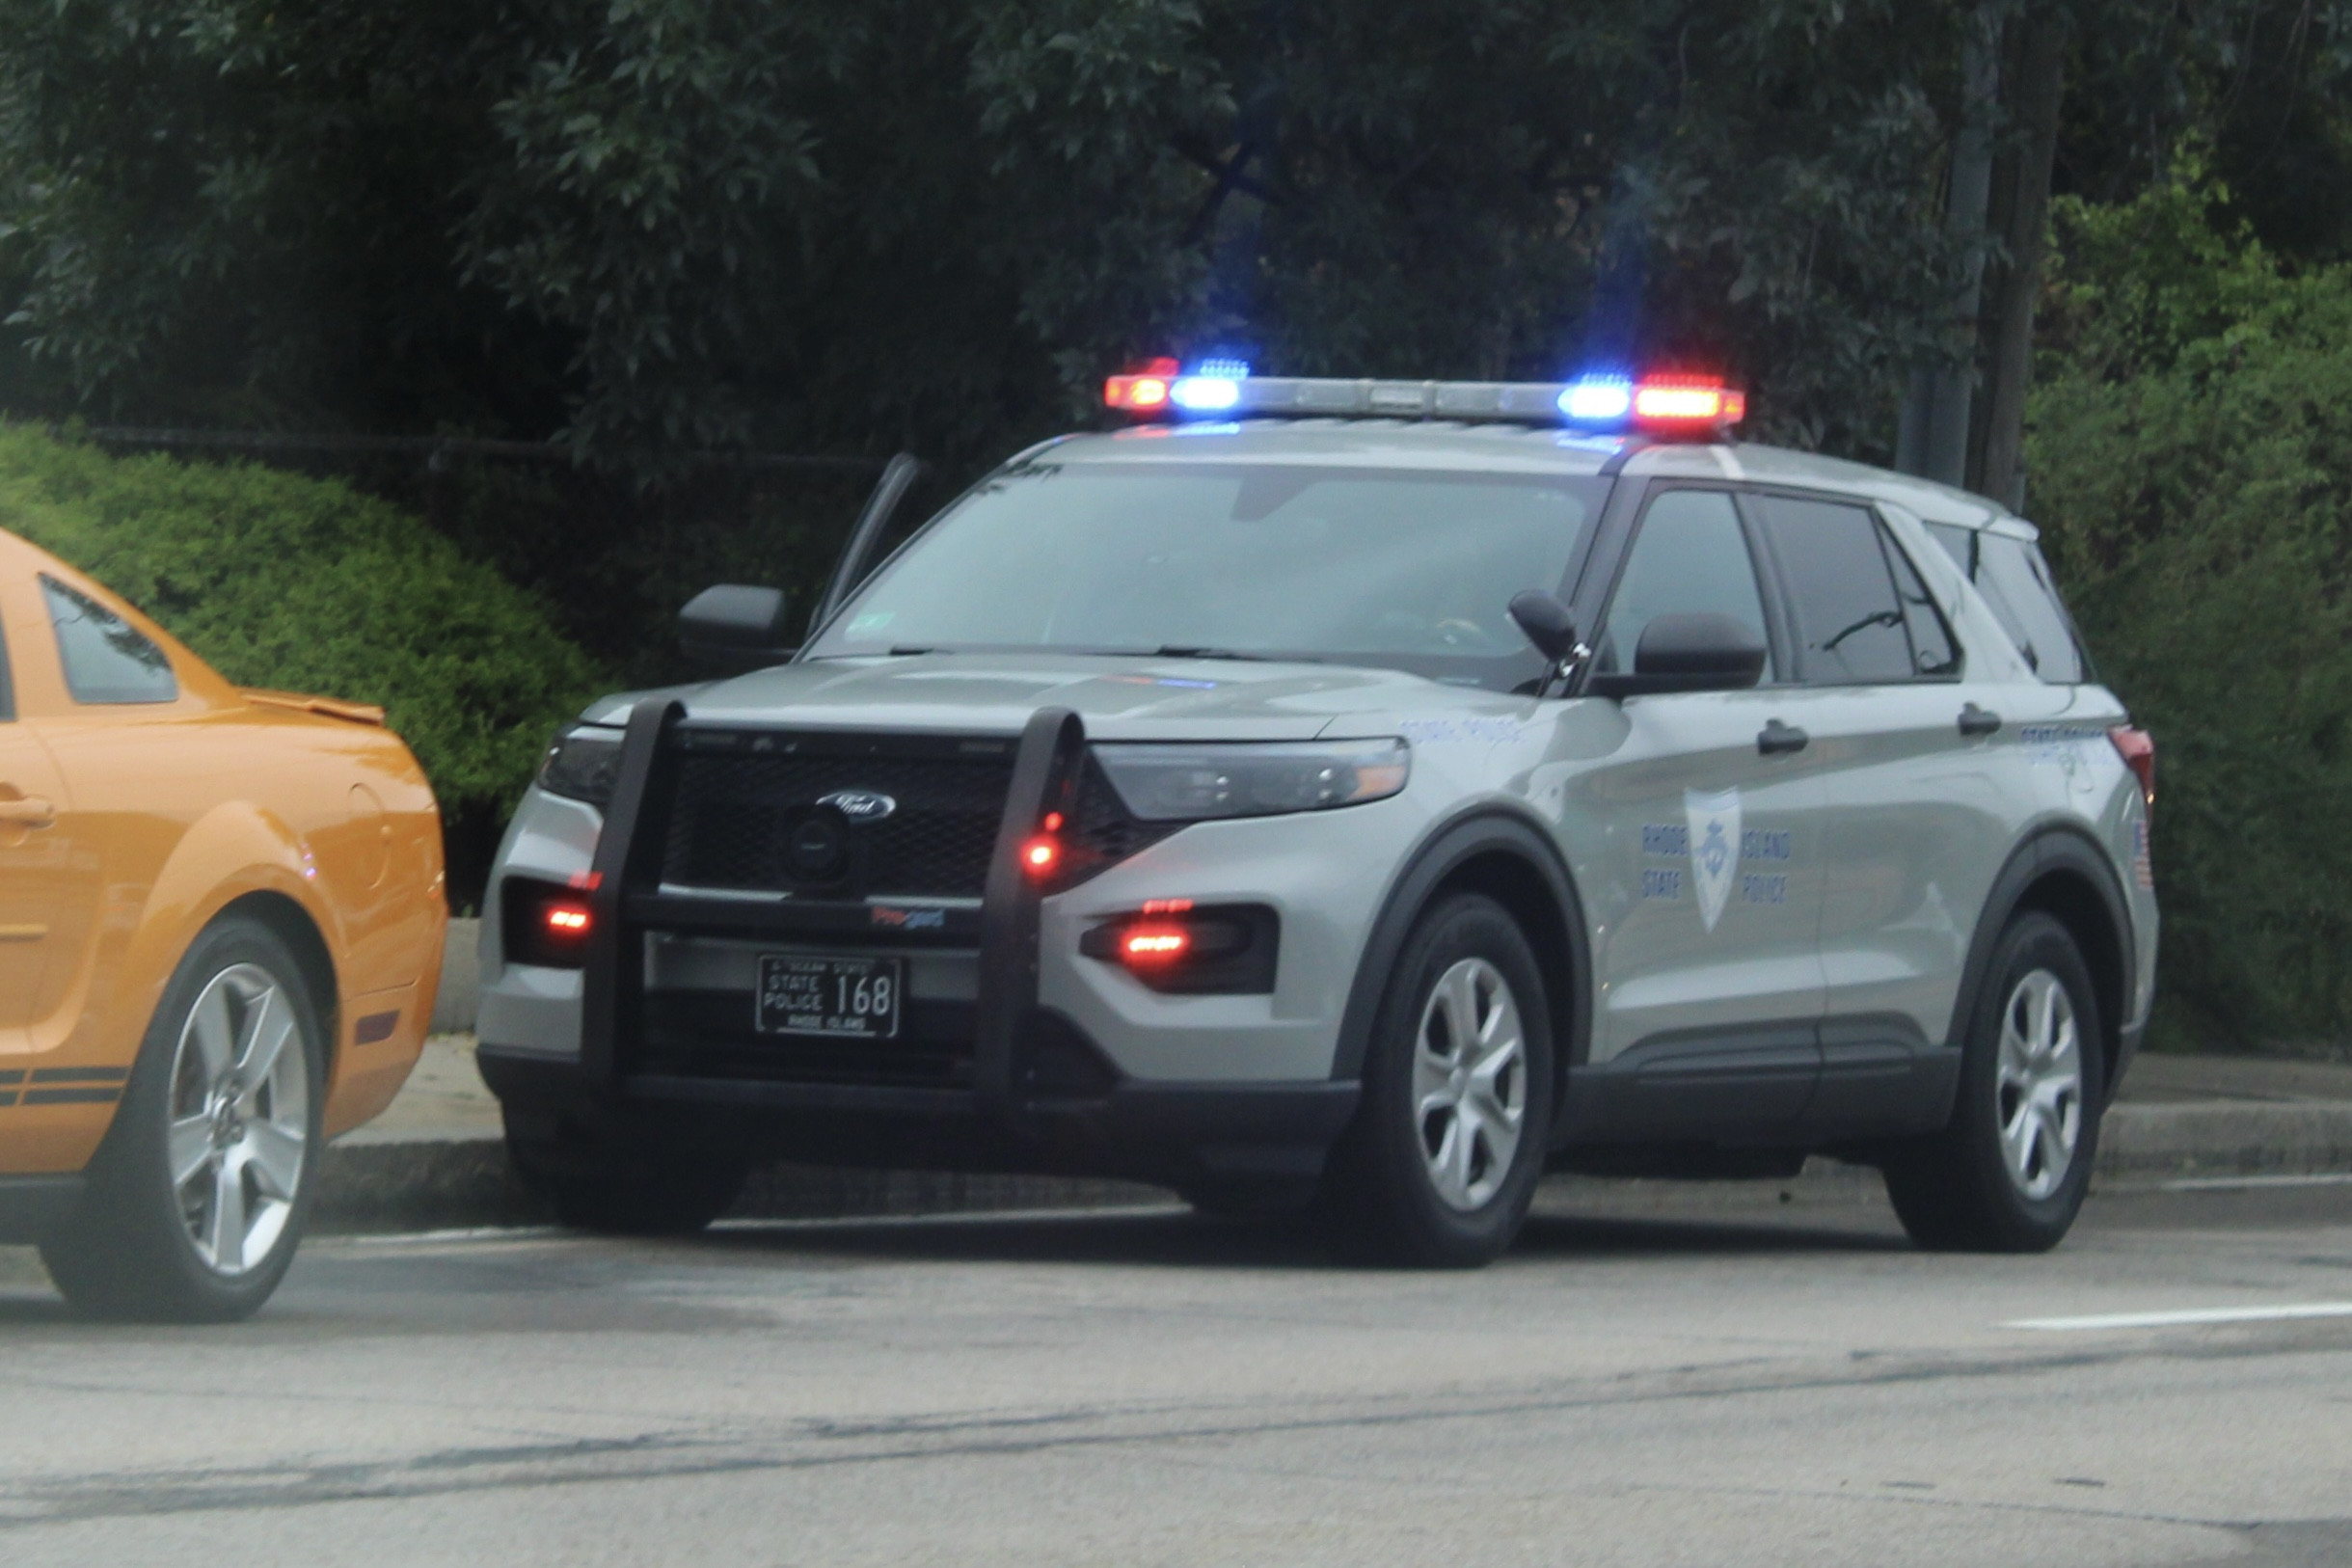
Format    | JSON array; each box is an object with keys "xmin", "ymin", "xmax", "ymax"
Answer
[{"xmin": 662, "ymin": 735, "xmax": 1016, "ymax": 899}]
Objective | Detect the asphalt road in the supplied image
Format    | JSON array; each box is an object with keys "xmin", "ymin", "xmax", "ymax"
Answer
[{"xmin": 4, "ymin": 1175, "xmax": 2351, "ymax": 1568}]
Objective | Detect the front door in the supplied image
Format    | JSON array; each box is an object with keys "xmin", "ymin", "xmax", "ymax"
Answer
[
  {"xmin": 0, "ymin": 642, "xmax": 69, "ymax": 1043},
  {"xmin": 1562, "ymin": 487, "xmax": 1827, "ymax": 1134}
]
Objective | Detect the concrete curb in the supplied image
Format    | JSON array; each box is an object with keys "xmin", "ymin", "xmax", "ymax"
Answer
[
  {"xmin": 311, "ymin": 1100, "xmax": 2352, "ymax": 1234},
  {"xmin": 2096, "ymin": 1101, "xmax": 2352, "ymax": 1179},
  {"xmin": 313, "ymin": 1135, "xmax": 1162, "ymax": 1234}
]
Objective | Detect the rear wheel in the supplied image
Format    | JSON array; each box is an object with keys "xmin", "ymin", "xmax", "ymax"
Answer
[
  {"xmin": 1883, "ymin": 912, "xmax": 2104, "ymax": 1253},
  {"xmin": 1318, "ymin": 894, "xmax": 1554, "ymax": 1267},
  {"xmin": 41, "ymin": 917, "xmax": 323, "ymax": 1322},
  {"xmin": 508, "ymin": 1120, "xmax": 746, "ymax": 1237}
]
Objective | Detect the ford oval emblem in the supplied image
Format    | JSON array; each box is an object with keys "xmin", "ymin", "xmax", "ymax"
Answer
[{"xmin": 818, "ymin": 789, "xmax": 898, "ymax": 823}]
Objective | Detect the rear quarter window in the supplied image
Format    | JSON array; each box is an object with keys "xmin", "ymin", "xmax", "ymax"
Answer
[
  {"xmin": 41, "ymin": 575, "xmax": 179, "ymax": 706},
  {"xmin": 1925, "ymin": 524, "xmax": 2090, "ymax": 684}
]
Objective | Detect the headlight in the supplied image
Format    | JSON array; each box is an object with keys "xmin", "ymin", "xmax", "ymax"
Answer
[
  {"xmin": 537, "ymin": 724, "xmax": 626, "ymax": 807},
  {"xmin": 1092, "ymin": 739, "xmax": 1410, "ymax": 823}
]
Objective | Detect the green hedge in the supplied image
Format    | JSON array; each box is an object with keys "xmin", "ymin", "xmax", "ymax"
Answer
[
  {"xmin": 0, "ymin": 424, "xmax": 604, "ymax": 830},
  {"xmin": 2027, "ymin": 173, "xmax": 2352, "ymax": 1047}
]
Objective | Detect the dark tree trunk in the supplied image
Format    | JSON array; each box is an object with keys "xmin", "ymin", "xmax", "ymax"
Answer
[{"xmin": 1974, "ymin": 9, "xmax": 2066, "ymax": 512}]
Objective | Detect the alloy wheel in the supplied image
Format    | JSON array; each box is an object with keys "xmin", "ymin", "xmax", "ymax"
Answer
[
  {"xmin": 1411, "ymin": 958, "xmax": 1527, "ymax": 1212},
  {"xmin": 165, "ymin": 964, "xmax": 311, "ymax": 1276},
  {"xmin": 1995, "ymin": 967, "xmax": 2082, "ymax": 1203}
]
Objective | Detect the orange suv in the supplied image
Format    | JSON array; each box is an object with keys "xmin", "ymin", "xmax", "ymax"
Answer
[{"xmin": 0, "ymin": 527, "xmax": 446, "ymax": 1320}]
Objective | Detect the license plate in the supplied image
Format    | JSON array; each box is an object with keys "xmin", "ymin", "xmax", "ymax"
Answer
[{"xmin": 755, "ymin": 954, "xmax": 904, "ymax": 1040}]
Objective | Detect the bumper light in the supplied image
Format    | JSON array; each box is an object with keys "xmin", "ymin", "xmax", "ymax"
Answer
[
  {"xmin": 503, "ymin": 877, "xmax": 599, "ymax": 969},
  {"xmin": 1080, "ymin": 905, "xmax": 1278, "ymax": 994},
  {"xmin": 1091, "ymin": 738, "xmax": 1409, "ymax": 823}
]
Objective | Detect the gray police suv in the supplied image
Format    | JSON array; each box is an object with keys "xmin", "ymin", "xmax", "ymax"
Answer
[{"xmin": 477, "ymin": 368, "xmax": 2156, "ymax": 1267}]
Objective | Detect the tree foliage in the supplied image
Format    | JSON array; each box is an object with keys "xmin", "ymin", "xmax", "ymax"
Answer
[
  {"xmin": 0, "ymin": 423, "xmax": 604, "ymax": 837},
  {"xmin": 0, "ymin": 0, "xmax": 2007, "ymax": 465},
  {"xmin": 2030, "ymin": 171, "xmax": 2352, "ymax": 1042}
]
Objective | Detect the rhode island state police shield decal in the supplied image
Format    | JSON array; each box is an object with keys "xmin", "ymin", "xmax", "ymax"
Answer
[{"xmin": 1683, "ymin": 787, "xmax": 1742, "ymax": 933}]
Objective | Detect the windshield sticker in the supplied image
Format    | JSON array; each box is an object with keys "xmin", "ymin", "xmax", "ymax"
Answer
[
  {"xmin": 844, "ymin": 610, "xmax": 896, "ymax": 639},
  {"xmin": 1685, "ymin": 789, "xmax": 1742, "ymax": 932},
  {"xmin": 1397, "ymin": 717, "xmax": 1526, "ymax": 746}
]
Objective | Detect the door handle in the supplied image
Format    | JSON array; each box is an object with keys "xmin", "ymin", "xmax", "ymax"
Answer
[
  {"xmin": 0, "ymin": 795, "xmax": 56, "ymax": 828},
  {"xmin": 1757, "ymin": 719, "xmax": 1809, "ymax": 756},
  {"xmin": 1958, "ymin": 703, "xmax": 2003, "ymax": 738}
]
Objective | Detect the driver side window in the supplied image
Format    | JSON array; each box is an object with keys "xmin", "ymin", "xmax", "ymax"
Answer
[{"xmin": 1597, "ymin": 490, "xmax": 1773, "ymax": 679}]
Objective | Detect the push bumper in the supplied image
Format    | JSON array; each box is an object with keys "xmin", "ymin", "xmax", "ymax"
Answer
[{"xmin": 484, "ymin": 699, "xmax": 1363, "ymax": 1188}]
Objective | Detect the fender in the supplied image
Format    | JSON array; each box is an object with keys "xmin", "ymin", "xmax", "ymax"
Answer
[
  {"xmin": 1328, "ymin": 804, "xmax": 1594, "ymax": 1121},
  {"xmin": 1944, "ymin": 821, "xmax": 2137, "ymax": 1089},
  {"xmin": 99, "ymin": 800, "xmax": 347, "ymax": 1071}
]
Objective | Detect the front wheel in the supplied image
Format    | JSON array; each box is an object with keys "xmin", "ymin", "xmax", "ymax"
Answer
[
  {"xmin": 1318, "ymin": 894, "xmax": 1554, "ymax": 1267},
  {"xmin": 1882, "ymin": 912, "xmax": 2105, "ymax": 1253},
  {"xmin": 41, "ymin": 917, "xmax": 324, "ymax": 1322}
]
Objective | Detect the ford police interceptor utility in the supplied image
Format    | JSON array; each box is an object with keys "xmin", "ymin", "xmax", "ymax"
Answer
[{"xmin": 476, "ymin": 362, "xmax": 2156, "ymax": 1267}]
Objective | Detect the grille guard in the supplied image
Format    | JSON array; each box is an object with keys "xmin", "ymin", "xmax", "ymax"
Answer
[{"xmin": 579, "ymin": 700, "xmax": 1087, "ymax": 1123}]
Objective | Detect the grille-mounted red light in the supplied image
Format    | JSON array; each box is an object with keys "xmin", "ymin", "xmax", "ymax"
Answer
[{"xmin": 1021, "ymin": 834, "xmax": 1062, "ymax": 877}]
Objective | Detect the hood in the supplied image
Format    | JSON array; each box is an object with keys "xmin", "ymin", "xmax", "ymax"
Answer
[{"xmin": 582, "ymin": 653, "xmax": 1515, "ymax": 741}]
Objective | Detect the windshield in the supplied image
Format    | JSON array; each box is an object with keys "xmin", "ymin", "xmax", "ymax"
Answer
[{"xmin": 806, "ymin": 461, "xmax": 1605, "ymax": 689}]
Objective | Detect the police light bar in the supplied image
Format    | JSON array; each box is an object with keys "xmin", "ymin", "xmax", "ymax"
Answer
[{"xmin": 1104, "ymin": 360, "xmax": 1744, "ymax": 437}]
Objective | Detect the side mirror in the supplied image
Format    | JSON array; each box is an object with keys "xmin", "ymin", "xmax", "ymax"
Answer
[
  {"xmin": 680, "ymin": 584, "xmax": 796, "ymax": 672},
  {"xmin": 1508, "ymin": 590, "xmax": 1582, "ymax": 662},
  {"xmin": 1590, "ymin": 612, "xmax": 1767, "ymax": 697}
]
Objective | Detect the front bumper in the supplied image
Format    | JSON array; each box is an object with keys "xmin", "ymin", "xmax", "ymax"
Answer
[
  {"xmin": 479, "ymin": 701, "xmax": 1370, "ymax": 1185},
  {"xmin": 479, "ymin": 1043, "xmax": 1359, "ymax": 1187}
]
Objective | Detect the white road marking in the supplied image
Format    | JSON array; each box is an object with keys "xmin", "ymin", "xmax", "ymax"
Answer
[
  {"xmin": 710, "ymin": 1203, "xmax": 1184, "ymax": 1233},
  {"xmin": 2007, "ymin": 1302, "xmax": 2352, "ymax": 1332},
  {"xmin": 2160, "ymin": 1173, "xmax": 2352, "ymax": 1192},
  {"xmin": 335, "ymin": 1203, "xmax": 1185, "ymax": 1248}
]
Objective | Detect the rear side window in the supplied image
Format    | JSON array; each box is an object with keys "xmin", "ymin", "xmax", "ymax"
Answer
[
  {"xmin": 1752, "ymin": 496, "xmax": 1915, "ymax": 684},
  {"xmin": 41, "ymin": 575, "xmax": 178, "ymax": 705},
  {"xmin": 1884, "ymin": 538, "xmax": 1960, "ymax": 677},
  {"xmin": 1924, "ymin": 524, "xmax": 2089, "ymax": 683}
]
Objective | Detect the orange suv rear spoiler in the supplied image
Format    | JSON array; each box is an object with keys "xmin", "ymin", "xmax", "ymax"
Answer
[{"xmin": 241, "ymin": 688, "xmax": 388, "ymax": 726}]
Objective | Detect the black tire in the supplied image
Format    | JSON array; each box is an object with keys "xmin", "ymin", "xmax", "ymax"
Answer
[
  {"xmin": 508, "ymin": 1120, "xmax": 746, "ymax": 1237},
  {"xmin": 1883, "ymin": 912, "xmax": 2106, "ymax": 1253},
  {"xmin": 1318, "ymin": 893, "xmax": 1554, "ymax": 1267},
  {"xmin": 41, "ymin": 916, "xmax": 327, "ymax": 1323}
]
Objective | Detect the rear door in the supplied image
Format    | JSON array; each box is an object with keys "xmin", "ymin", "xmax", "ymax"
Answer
[
  {"xmin": 1745, "ymin": 492, "xmax": 2019, "ymax": 1133},
  {"xmin": 1564, "ymin": 487, "xmax": 1827, "ymax": 1133}
]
